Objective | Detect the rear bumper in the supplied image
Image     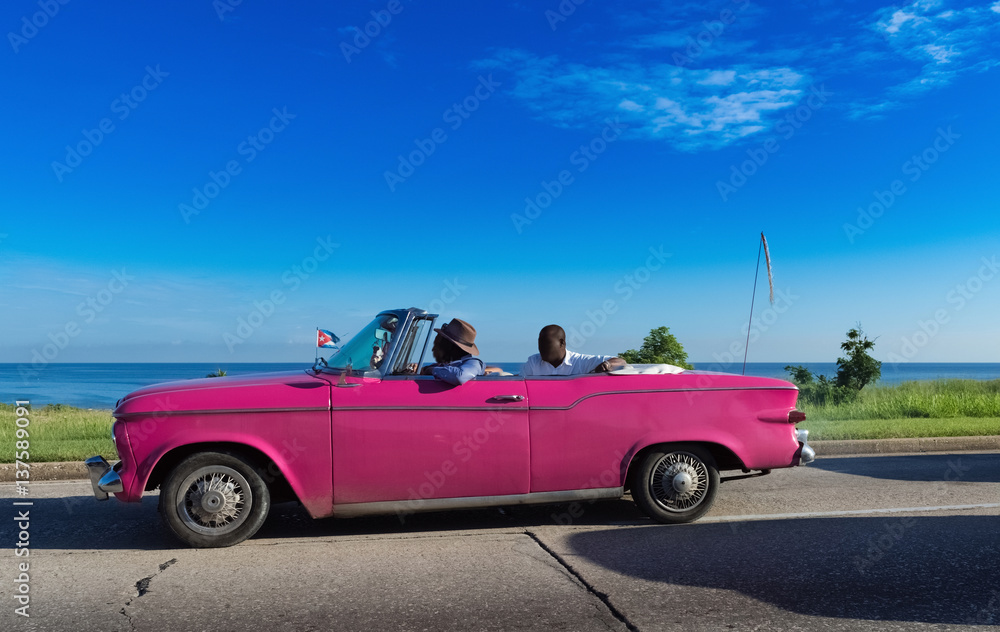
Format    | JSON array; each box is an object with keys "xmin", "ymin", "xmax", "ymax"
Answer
[
  {"xmin": 797, "ymin": 429, "xmax": 816, "ymax": 465},
  {"xmin": 84, "ymin": 456, "xmax": 124, "ymax": 501}
]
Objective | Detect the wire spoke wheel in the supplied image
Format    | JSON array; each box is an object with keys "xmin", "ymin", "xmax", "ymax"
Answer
[
  {"xmin": 633, "ymin": 445, "xmax": 719, "ymax": 524},
  {"xmin": 179, "ymin": 466, "xmax": 251, "ymax": 535},
  {"xmin": 159, "ymin": 452, "xmax": 270, "ymax": 548},
  {"xmin": 649, "ymin": 452, "xmax": 709, "ymax": 512}
]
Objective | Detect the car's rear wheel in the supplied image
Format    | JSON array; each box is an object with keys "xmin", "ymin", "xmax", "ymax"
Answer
[
  {"xmin": 632, "ymin": 444, "xmax": 719, "ymax": 524},
  {"xmin": 159, "ymin": 451, "xmax": 270, "ymax": 548}
]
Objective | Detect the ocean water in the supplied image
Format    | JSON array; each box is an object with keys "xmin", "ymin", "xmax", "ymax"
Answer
[{"xmin": 2, "ymin": 362, "xmax": 999, "ymax": 410}]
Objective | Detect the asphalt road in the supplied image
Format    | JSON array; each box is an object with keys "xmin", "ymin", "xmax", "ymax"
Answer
[{"xmin": 1, "ymin": 452, "xmax": 998, "ymax": 631}]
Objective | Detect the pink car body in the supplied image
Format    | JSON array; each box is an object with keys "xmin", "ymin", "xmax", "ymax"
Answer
[{"xmin": 86, "ymin": 308, "xmax": 813, "ymax": 547}]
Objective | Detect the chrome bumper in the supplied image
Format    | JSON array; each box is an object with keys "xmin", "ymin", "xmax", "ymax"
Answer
[
  {"xmin": 797, "ymin": 429, "xmax": 816, "ymax": 465},
  {"xmin": 84, "ymin": 456, "xmax": 124, "ymax": 501}
]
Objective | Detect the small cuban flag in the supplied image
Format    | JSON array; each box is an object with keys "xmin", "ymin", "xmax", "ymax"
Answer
[{"xmin": 317, "ymin": 329, "xmax": 340, "ymax": 348}]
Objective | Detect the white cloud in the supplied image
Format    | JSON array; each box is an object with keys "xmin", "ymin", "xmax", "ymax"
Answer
[
  {"xmin": 698, "ymin": 70, "xmax": 737, "ymax": 86},
  {"xmin": 482, "ymin": 50, "xmax": 808, "ymax": 151},
  {"xmin": 871, "ymin": 0, "xmax": 1000, "ymax": 96}
]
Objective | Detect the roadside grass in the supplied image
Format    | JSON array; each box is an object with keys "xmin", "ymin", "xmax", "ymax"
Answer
[
  {"xmin": 799, "ymin": 379, "xmax": 1000, "ymax": 420},
  {"xmin": 0, "ymin": 403, "xmax": 116, "ymax": 464},
  {"xmin": 799, "ymin": 416, "xmax": 1000, "ymax": 441}
]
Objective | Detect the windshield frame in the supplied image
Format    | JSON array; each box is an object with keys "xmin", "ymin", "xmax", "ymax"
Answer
[{"xmin": 317, "ymin": 308, "xmax": 436, "ymax": 378}]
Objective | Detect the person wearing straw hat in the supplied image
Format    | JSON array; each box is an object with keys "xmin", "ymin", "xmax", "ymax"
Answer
[{"xmin": 420, "ymin": 318, "xmax": 485, "ymax": 385}]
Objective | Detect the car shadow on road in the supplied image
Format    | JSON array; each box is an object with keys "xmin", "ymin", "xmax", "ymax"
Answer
[
  {"xmin": 566, "ymin": 514, "xmax": 1000, "ymax": 626},
  {"xmin": 811, "ymin": 453, "xmax": 1000, "ymax": 483},
  {"xmin": 13, "ymin": 494, "xmax": 650, "ymax": 550}
]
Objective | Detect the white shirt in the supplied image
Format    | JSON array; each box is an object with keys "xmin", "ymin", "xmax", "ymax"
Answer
[{"xmin": 521, "ymin": 350, "xmax": 614, "ymax": 376}]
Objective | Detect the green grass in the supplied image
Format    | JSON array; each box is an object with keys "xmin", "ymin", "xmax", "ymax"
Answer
[
  {"xmin": 0, "ymin": 403, "xmax": 116, "ymax": 463},
  {"xmin": 799, "ymin": 379, "xmax": 1000, "ymax": 420},
  {"xmin": 799, "ymin": 416, "xmax": 1000, "ymax": 440}
]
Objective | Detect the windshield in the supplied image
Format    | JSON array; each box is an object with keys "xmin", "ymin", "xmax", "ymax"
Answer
[{"xmin": 323, "ymin": 313, "xmax": 400, "ymax": 372}]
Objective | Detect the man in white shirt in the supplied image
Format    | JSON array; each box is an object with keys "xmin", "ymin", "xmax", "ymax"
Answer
[{"xmin": 521, "ymin": 325, "xmax": 626, "ymax": 376}]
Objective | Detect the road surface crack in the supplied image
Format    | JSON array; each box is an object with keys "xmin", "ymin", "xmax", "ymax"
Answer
[
  {"xmin": 119, "ymin": 558, "xmax": 177, "ymax": 630},
  {"xmin": 524, "ymin": 530, "xmax": 640, "ymax": 632}
]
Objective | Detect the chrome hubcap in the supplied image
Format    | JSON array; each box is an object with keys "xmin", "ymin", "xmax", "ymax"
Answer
[
  {"xmin": 650, "ymin": 452, "xmax": 709, "ymax": 512},
  {"xmin": 672, "ymin": 471, "xmax": 694, "ymax": 494},
  {"xmin": 177, "ymin": 466, "xmax": 252, "ymax": 536}
]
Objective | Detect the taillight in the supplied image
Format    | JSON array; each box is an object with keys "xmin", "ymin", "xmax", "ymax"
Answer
[{"xmin": 788, "ymin": 410, "xmax": 806, "ymax": 423}]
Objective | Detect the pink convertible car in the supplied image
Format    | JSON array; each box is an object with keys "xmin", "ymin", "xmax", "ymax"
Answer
[{"xmin": 86, "ymin": 308, "xmax": 814, "ymax": 547}]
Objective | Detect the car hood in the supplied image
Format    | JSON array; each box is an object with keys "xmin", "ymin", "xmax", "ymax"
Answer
[{"xmin": 113, "ymin": 370, "xmax": 331, "ymax": 417}]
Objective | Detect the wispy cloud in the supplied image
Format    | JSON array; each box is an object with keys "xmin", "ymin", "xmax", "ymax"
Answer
[
  {"xmin": 850, "ymin": 0, "xmax": 1000, "ymax": 116},
  {"xmin": 481, "ymin": 50, "xmax": 808, "ymax": 150},
  {"xmin": 483, "ymin": 0, "xmax": 999, "ymax": 140}
]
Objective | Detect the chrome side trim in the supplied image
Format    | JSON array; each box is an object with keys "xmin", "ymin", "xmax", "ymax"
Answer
[
  {"xmin": 331, "ymin": 406, "xmax": 529, "ymax": 412},
  {"xmin": 113, "ymin": 406, "xmax": 329, "ymax": 419},
  {"xmin": 333, "ymin": 487, "xmax": 624, "ymax": 519},
  {"xmin": 528, "ymin": 387, "xmax": 799, "ymax": 411}
]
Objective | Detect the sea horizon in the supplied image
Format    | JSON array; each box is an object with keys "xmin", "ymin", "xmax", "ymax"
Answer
[{"xmin": 2, "ymin": 361, "xmax": 998, "ymax": 410}]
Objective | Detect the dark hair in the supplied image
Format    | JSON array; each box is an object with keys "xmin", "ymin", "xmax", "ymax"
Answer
[{"xmin": 437, "ymin": 335, "xmax": 468, "ymax": 363}]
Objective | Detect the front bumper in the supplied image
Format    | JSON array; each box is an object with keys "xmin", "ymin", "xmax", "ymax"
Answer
[
  {"xmin": 84, "ymin": 456, "xmax": 124, "ymax": 501},
  {"xmin": 797, "ymin": 428, "xmax": 816, "ymax": 465}
]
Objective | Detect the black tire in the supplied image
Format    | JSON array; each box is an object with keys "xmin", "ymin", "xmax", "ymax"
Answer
[
  {"xmin": 158, "ymin": 451, "xmax": 270, "ymax": 548},
  {"xmin": 632, "ymin": 444, "xmax": 720, "ymax": 524}
]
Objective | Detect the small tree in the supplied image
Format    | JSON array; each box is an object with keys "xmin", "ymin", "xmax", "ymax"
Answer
[
  {"xmin": 784, "ymin": 365, "xmax": 855, "ymax": 406},
  {"xmin": 835, "ymin": 325, "xmax": 881, "ymax": 390},
  {"xmin": 620, "ymin": 326, "xmax": 693, "ymax": 369},
  {"xmin": 784, "ymin": 365, "xmax": 814, "ymax": 385}
]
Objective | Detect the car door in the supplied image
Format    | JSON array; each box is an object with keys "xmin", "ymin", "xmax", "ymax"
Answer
[{"xmin": 328, "ymin": 372, "xmax": 530, "ymax": 505}]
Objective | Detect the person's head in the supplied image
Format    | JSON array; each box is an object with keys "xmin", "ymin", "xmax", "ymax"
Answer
[
  {"xmin": 431, "ymin": 334, "xmax": 466, "ymax": 363},
  {"xmin": 432, "ymin": 319, "xmax": 479, "ymax": 363},
  {"xmin": 538, "ymin": 324, "xmax": 566, "ymax": 366}
]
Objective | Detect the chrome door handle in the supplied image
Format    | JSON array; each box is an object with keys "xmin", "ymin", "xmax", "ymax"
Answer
[{"xmin": 493, "ymin": 395, "xmax": 525, "ymax": 402}]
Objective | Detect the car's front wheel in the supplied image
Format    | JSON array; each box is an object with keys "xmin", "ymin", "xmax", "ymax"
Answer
[
  {"xmin": 632, "ymin": 445, "xmax": 719, "ymax": 524},
  {"xmin": 159, "ymin": 451, "xmax": 270, "ymax": 548}
]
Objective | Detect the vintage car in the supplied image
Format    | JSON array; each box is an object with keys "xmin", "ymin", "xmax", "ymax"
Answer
[{"xmin": 85, "ymin": 307, "xmax": 814, "ymax": 547}]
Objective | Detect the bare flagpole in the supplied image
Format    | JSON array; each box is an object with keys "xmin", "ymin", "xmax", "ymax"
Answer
[
  {"xmin": 742, "ymin": 232, "xmax": 775, "ymax": 375},
  {"xmin": 741, "ymin": 238, "xmax": 763, "ymax": 376}
]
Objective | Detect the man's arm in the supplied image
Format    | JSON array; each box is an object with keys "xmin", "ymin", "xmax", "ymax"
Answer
[
  {"xmin": 432, "ymin": 357, "xmax": 485, "ymax": 385},
  {"xmin": 590, "ymin": 357, "xmax": 626, "ymax": 373}
]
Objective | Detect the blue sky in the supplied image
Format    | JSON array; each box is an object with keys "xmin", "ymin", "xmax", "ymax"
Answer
[{"xmin": 2, "ymin": 0, "xmax": 999, "ymax": 367}]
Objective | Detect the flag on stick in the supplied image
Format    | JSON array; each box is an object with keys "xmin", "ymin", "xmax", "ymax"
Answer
[
  {"xmin": 761, "ymin": 232, "xmax": 774, "ymax": 304},
  {"xmin": 317, "ymin": 329, "xmax": 340, "ymax": 348}
]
